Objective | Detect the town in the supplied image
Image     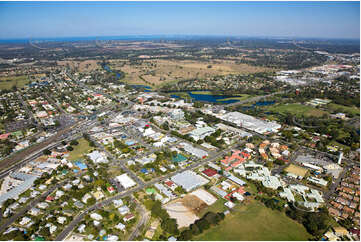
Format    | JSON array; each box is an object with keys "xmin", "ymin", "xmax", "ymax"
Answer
[{"xmin": 0, "ymin": 2, "xmax": 360, "ymax": 240}]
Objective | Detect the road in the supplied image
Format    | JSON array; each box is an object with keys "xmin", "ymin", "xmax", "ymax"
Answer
[
  {"xmin": 16, "ymin": 90, "xmax": 39, "ymax": 128},
  {"xmin": 127, "ymin": 196, "xmax": 150, "ymax": 241}
]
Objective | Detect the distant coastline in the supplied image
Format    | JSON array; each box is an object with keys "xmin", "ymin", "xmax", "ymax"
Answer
[{"xmin": 0, "ymin": 35, "xmax": 359, "ymax": 44}]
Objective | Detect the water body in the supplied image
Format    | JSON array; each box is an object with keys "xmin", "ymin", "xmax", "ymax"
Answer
[
  {"xmin": 102, "ymin": 65, "xmax": 152, "ymax": 91},
  {"xmin": 131, "ymin": 85, "xmax": 152, "ymax": 90},
  {"xmin": 171, "ymin": 92, "xmax": 242, "ymax": 104},
  {"xmin": 102, "ymin": 64, "xmax": 122, "ymax": 79}
]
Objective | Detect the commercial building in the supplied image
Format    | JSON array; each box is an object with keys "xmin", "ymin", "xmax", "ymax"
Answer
[
  {"xmin": 189, "ymin": 126, "xmax": 216, "ymax": 141},
  {"xmin": 171, "ymin": 170, "xmax": 209, "ymax": 192},
  {"xmin": 116, "ymin": 174, "xmax": 137, "ymax": 189},
  {"xmin": 0, "ymin": 172, "xmax": 38, "ymax": 205},
  {"xmin": 179, "ymin": 142, "xmax": 208, "ymax": 159},
  {"xmin": 219, "ymin": 111, "xmax": 281, "ymax": 134}
]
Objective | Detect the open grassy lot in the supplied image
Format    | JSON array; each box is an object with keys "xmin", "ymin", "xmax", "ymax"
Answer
[
  {"xmin": 194, "ymin": 201, "xmax": 311, "ymax": 241},
  {"xmin": 0, "ymin": 75, "xmax": 29, "ymax": 90},
  {"xmin": 109, "ymin": 59, "xmax": 273, "ymax": 87},
  {"xmin": 217, "ymin": 94, "xmax": 252, "ymax": 102},
  {"xmin": 266, "ymin": 103, "xmax": 328, "ymax": 118},
  {"xmin": 284, "ymin": 164, "xmax": 308, "ymax": 177},
  {"xmin": 67, "ymin": 138, "xmax": 92, "ymax": 161},
  {"xmin": 197, "ymin": 197, "xmax": 228, "ymax": 217},
  {"xmin": 326, "ymin": 103, "xmax": 360, "ymax": 116}
]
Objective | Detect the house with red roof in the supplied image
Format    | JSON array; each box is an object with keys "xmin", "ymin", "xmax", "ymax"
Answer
[
  {"xmin": 202, "ymin": 168, "xmax": 217, "ymax": 177},
  {"xmin": 107, "ymin": 186, "xmax": 116, "ymax": 193},
  {"xmin": 45, "ymin": 196, "xmax": 55, "ymax": 202},
  {"xmin": 221, "ymin": 150, "xmax": 247, "ymax": 168},
  {"xmin": 164, "ymin": 180, "xmax": 177, "ymax": 191},
  {"xmin": 0, "ymin": 133, "xmax": 10, "ymax": 140}
]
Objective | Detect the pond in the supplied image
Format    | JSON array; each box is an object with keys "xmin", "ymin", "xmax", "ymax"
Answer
[
  {"xmin": 170, "ymin": 91, "xmax": 243, "ymax": 104},
  {"xmin": 102, "ymin": 64, "xmax": 122, "ymax": 79},
  {"xmin": 131, "ymin": 85, "xmax": 152, "ymax": 92},
  {"xmin": 102, "ymin": 65, "xmax": 152, "ymax": 91}
]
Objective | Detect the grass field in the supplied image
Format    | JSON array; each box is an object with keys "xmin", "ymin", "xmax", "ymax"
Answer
[
  {"xmin": 194, "ymin": 201, "xmax": 311, "ymax": 241},
  {"xmin": 197, "ymin": 198, "xmax": 228, "ymax": 217},
  {"xmin": 326, "ymin": 103, "xmax": 360, "ymax": 116},
  {"xmin": 0, "ymin": 75, "xmax": 29, "ymax": 90},
  {"xmin": 109, "ymin": 59, "xmax": 273, "ymax": 87},
  {"xmin": 67, "ymin": 138, "xmax": 92, "ymax": 161},
  {"xmin": 266, "ymin": 103, "xmax": 328, "ymax": 118},
  {"xmin": 284, "ymin": 164, "xmax": 308, "ymax": 178},
  {"xmin": 217, "ymin": 94, "xmax": 252, "ymax": 102}
]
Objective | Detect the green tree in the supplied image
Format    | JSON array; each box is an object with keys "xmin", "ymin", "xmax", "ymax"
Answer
[{"xmin": 43, "ymin": 149, "xmax": 51, "ymax": 155}]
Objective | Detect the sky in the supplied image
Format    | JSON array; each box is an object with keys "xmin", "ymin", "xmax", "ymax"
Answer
[{"xmin": 0, "ymin": 1, "xmax": 359, "ymax": 39}]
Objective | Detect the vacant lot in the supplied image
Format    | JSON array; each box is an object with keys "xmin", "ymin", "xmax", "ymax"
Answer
[
  {"xmin": 284, "ymin": 164, "xmax": 308, "ymax": 178},
  {"xmin": 194, "ymin": 201, "xmax": 311, "ymax": 241},
  {"xmin": 109, "ymin": 59, "xmax": 273, "ymax": 87},
  {"xmin": 67, "ymin": 138, "xmax": 92, "ymax": 161},
  {"xmin": 266, "ymin": 103, "xmax": 328, "ymax": 118},
  {"xmin": 164, "ymin": 200, "xmax": 199, "ymax": 228},
  {"xmin": 0, "ymin": 75, "xmax": 29, "ymax": 90}
]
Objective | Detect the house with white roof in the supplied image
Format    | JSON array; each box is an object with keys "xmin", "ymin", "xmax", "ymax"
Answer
[
  {"xmin": 90, "ymin": 213, "xmax": 103, "ymax": 221},
  {"xmin": 87, "ymin": 150, "xmax": 108, "ymax": 164},
  {"xmin": 115, "ymin": 222, "xmax": 126, "ymax": 231},
  {"xmin": 116, "ymin": 174, "xmax": 137, "ymax": 189},
  {"xmin": 118, "ymin": 205, "xmax": 130, "ymax": 215},
  {"xmin": 113, "ymin": 199, "xmax": 123, "ymax": 208},
  {"xmin": 78, "ymin": 224, "xmax": 86, "ymax": 233}
]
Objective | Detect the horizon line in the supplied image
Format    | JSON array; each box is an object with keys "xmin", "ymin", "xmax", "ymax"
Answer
[{"xmin": 0, "ymin": 34, "xmax": 360, "ymax": 41}]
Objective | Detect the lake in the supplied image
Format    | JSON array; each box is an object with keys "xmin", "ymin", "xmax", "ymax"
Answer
[
  {"xmin": 102, "ymin": 65, "xmax": 152, "ymax": 91},
  {"xmin": 170, "ymin": 91, "xmax": 243, "ymax": 104}
]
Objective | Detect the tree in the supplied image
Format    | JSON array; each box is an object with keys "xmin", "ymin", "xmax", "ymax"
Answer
[
  {"xmin": 161, "ymin": 122, "xmax": 169, "ymax": 131},
  {"xmin": 43, "ymin": 149, "xmax": 51, "ymax": 155},
  {"xmin": 66, "ymin": 146, "xmax": 74, "ymax": 151},
  {"xmin": 39, "ymin": 227, "xmax": 50, "ymax": 237},
  {"xmin": 195, "ymin": 218, "xmax": 210, "ymax": 232},
  {"xmin": 266, "ymin": 161, "xmax": 274, "ymax": 169},
  {"xmin": 161, "ymin": 218, "xmax": 179, "ymax": 235},
  {"xmin": 54, "ymin": 120, "xmax": 61, "ymax": 127},
  {"xmin": 175, "ymin": 186, "xmax": 186, "ymax": 194},
  {"xmin": 70, "ymin": 140, "xmax": 79, "ymax": 146},
  {"xmin": 87, "ymin": 197, "xmax": 96, "ymax": 206},
  {"xmin": 190, "ymin": 223, "xmax": 201, "ymax": 235},
  {"xmin": 178, "ymin": 229, "xmax": 192, "ymax": 241}
]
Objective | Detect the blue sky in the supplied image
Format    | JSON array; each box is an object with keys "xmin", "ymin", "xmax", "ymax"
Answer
[{"xmin": 0, "ymin": 1, "xmax": 359, "ymax": 39}]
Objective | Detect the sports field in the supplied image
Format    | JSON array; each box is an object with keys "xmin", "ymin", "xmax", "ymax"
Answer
[
  {"xmin": 0, "ymin": 75, "xmax": 29, "ymax": 90},
  {"xmin": 266, "ymin": 103, "xmax": 328, "ymax": 117},
  {"xmin": 284, "ymin": 164, "xmax": 308, "ymax": 178},
  {"xmin": 194, "ymin": 201, "xmax": 311, "ymax": 241},
  {"xmin": 67, "ymin": 138, "xmax": 92, "ymax": 161}
]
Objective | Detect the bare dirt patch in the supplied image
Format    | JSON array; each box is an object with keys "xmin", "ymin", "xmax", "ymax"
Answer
[{"xmin": 284, "ymin": 164, "xmax": 308, "ymax": 178}]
